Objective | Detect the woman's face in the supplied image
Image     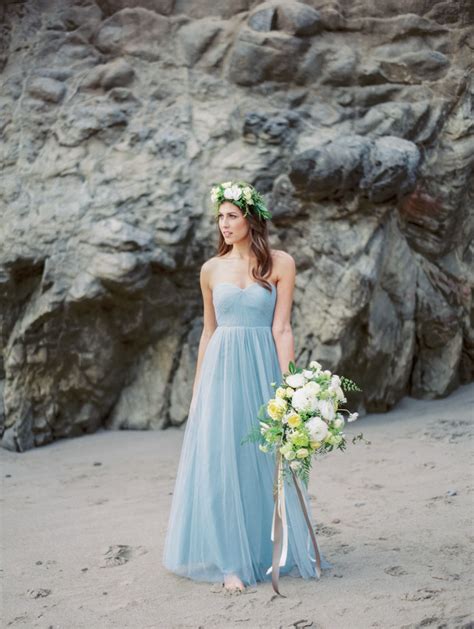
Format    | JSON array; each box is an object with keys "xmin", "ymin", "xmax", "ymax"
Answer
[{"xmin": 218, "ymin": 201, "xmax": 249, "ymax": 243}]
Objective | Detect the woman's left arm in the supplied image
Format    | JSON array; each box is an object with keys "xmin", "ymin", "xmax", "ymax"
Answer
[{"xmin": 271, "ymin": 252, "xmax": 296, "ymax": 376}]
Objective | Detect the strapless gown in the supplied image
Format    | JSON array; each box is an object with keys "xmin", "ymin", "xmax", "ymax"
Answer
[{"xmin": 162, "ymin": 281, "xmax": 332, "ymax": 587}]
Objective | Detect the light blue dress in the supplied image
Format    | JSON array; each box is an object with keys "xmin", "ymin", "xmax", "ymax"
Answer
[{"xmin": 162, "ymin": 281, "xmax": 332, "ymax": 587}]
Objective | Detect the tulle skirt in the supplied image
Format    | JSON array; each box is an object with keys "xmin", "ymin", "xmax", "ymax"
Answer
[{"xmin": 162, "ymin": 326, "xmax": 332, "ymax": 586}]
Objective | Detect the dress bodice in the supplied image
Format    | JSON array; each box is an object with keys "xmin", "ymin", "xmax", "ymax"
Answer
[{"xmin": 212, "ymin": 282, "xmax": 277, "ymax": 328}]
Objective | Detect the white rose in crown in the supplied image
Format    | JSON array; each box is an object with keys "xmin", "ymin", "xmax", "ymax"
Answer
[
  {"xmin": 306, "ymin": 417, "xmax": 329, "ymax": 442},
  {"xmin": 285, "ymin": 373, "xmax": 306, "ymax": 388},
  {"xmin": 309, "ymin": 360, "xmax": 322, "ymax": 371},
  {"xmin": 230, "ymin": 185, "xmax": 242, "ymax": 200},
  {"xmin": 221, "ymin": 181, "xmax": 232, "ymax": 188},
  {"xmin": 210, "ymin": 187, "xmax": 219, "ymax": 203}
]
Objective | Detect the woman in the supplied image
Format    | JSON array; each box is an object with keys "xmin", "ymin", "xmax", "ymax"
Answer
[{"xmin": 162, "ymin": 181, "xmax": 330, "ymax": 593}]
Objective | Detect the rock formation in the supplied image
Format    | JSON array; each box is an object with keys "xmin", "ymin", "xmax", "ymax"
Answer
[{"xmin": 0, "ymin": 0, "xmax": 472, "ymax": 451}]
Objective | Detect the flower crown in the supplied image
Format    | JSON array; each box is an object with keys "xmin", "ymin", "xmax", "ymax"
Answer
[{"xmin": 210, "ymin": 181, "xmax": 272, "ymax": 221}]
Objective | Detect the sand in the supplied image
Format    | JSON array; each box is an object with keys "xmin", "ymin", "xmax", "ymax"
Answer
[{"xmin": 2, "ymin": 383, "xmax": 473, "ymax": 629}]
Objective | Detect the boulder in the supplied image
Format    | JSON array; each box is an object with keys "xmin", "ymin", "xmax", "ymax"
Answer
[
  {"xmin": 227, "ymin": 27, "xmax": 309, "ymax": 85},
  {"xmin": 97, "ymin": 0, "xmax": 175, "ymax": 16},
  {"xmin": 94, "ymin": 8, "xmax": 172, "ymax": 61},
  {"xmin": 27, "ymin": 77, "xmax": 66, "ymax": 103},
  {"xmin": 248, "ymin": 1, "xmax": 322, "ymax": 36}
]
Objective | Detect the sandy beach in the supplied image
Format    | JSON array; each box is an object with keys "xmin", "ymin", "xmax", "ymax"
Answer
[{"xmin": 2, "ymin": 384, "xmax": 473, "ymax": 629}]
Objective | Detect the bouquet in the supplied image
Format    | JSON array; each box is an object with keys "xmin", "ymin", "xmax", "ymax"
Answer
[
  {"xmin": 243, "ymin": 359, "xmax": 363, "ymax": 486},
  {"xmin": 242, "ymin": 359, "xmax": 364, "ymax": 596}
]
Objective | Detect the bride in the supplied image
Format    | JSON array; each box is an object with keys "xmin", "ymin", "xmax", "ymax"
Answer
[{"xmin": 162, "ymin": 181, "xmax": 330, "ymax": 593}]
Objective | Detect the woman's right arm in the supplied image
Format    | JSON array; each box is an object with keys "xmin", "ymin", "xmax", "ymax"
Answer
[{"xmin": 191, "ymin": 260, "xmax": 217, "ymax": 399}]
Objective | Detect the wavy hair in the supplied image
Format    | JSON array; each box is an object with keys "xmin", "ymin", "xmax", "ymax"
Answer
[{"xmin": 214, "ymin": 202, "xmax": 274, "ymax": 292}]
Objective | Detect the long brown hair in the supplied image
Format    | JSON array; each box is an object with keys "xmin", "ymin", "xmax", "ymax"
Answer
[{"xmin": 215, "ymin": 206, "xmax": 274, "ymax": 292}]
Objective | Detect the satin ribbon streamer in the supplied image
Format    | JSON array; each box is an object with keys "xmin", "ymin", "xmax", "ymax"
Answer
[{"xmin": 266, "ymin": 452, "xmax": 322, "ymax": 597}]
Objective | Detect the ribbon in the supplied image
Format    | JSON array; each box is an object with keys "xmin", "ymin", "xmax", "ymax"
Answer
[
  {"xmin": 266, "ymin": 455, "xmax": 322, "ymax": 597},
  {"xmin": 265, "ymin": 451, "xmax": 288, "ymax": 597}
]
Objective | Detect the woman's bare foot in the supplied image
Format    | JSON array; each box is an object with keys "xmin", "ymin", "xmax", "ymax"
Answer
[{"xmin": 223, "ymin": 574, "xmax": 245, "ymax": 592}]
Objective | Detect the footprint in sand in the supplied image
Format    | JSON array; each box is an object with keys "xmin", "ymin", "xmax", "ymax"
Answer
[
  {"xmin": 364, "ymin": 483, "xmax": 384, "ymax": 490},
  {"xmin": 315, "ymin": 524, "xmax": 340, "ymax": 537},
  {"xmin": 6, "ymin": 614, "xmax": 29, "ymax": 626},
  {"xmin": 403, "ymin": 588, "xmax": 442, "ymax": 601},
  {"xmin": 384, "ymin": 566, "xmax": 408, "ymax": 576},
  {"xmin": 26, "ymin": 588, "xmax": 51, "ymax": 598},
  {"xmin": 100, "ymin": 544, "xmax": 147, "ymax": 568},
  {"xmin": 423, "ymin": 418, "xmax": 473, "ymax": 443},
  {"xmin": 291, "ymin": 619, "xmax": 315, "ymax": 628},
  {"xmin": 91, "ymin": 498, "xmax": 109, "ymax": 506}
]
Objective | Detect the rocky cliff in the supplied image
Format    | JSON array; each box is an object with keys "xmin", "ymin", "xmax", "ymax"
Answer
[{"xmin": 1, "ymin": 0, "xmax": 473, "ymax": 451}]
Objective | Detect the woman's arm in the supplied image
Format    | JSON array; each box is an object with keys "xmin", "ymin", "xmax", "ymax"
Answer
[
  {"xmin": 191, "ymin": 260, "xmax": 217, "ymax": 400},
  {"xmin": 271, "ymin": 252, "xmax": 296, "ymax": 376}
]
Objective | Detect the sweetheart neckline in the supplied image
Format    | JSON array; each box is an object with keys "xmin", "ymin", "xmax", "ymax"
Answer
[{"xmin": 212, "ymin": 281, "xmax": 276, "ymax": 293}]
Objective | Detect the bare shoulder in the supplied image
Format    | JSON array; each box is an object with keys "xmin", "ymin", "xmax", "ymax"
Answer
[
  {"xmin": 200, "ymin": 256, "xmax": 220, "ymax": 287},
  {"xmin": 201, "ymin": 256, "xmax": 222, "ymax": 272},
  {"xmin": 271, "ymin": 249, "xmax": 296, "ymax": 276}
]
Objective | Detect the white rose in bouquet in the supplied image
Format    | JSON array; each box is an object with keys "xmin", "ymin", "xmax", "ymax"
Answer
[
  {"xmin": 309, "ymin": 360, "xmax": 322, "ymax": 371},
  {"xmin": 306, "ymin": 417, "xmax": 329, "ymax": 442},
  {"xmin": 330, "ymin": 374, "xmax": 341, "ymax": 387},
  {"xmin": 304, "ymin": 381, "xmax": 321, "ymax": 395},
  {"xmin": 317, "ymin": 399, "xmax": 336, "ymax": 422},
  {"xmin": 333, "ymin": 417, "xmax": 345, "ymax": 429},
  {"xmin": 285, "ymin": 373, "xmax": 306, "ymax": 388},
  {"xmin": 296, "ymin": 448, "xmax": 309, "ymax": 459},
  {"xmin": 291, "ymin": 389, "xmax": 317, "ymax": 413}
]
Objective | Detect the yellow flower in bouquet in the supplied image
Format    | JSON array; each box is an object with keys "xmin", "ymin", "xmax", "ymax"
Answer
[
  {"xmin": 275, "ymin": 387, "xmax": 287, "ymax": 399},
  {"xmin": 286, "ymin": 412, "xmax": 301, "ymax": 428},
  {"xmin": 267, "ymin": 397, "xmax": 287, "ymax": 420}
]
